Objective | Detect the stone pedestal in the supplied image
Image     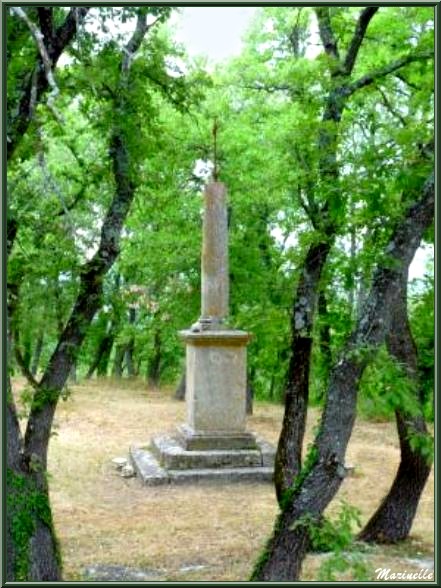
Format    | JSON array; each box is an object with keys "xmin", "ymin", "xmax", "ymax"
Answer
[
  {"xmin": 180, "ymin": 329, "xmax": 254, "ymax": 446},
  {"xmin": 129, "ymin": 328, "xmax": 275, "ymax": 485}
]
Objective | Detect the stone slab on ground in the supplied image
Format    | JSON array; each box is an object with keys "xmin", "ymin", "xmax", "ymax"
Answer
[
  {"xmin": 130, "ymin": 445, "xmax": 274, "ymax": 485},
  {"xmin": 168, "ymin": 465, "xmax": 274, "ymax": 484},
  {"xmin": 84, "ymin": 564, "xmax": 164, "ymax": 581},
  {"xmin": 151, "ymin": 434, "xmax": 264, "ymax": 470},
  {"xmin": 130, "ymin": 445, "xmax": 169, "ymax": 485}
]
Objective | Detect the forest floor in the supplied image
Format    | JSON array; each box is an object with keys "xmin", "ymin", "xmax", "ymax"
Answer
[{"xmin": 12, "ymin": 377, "xmax": 434, "ymax": 582}]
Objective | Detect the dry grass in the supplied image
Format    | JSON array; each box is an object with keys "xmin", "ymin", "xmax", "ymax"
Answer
[{"xmin": 12, "ymin": 377, "xmax": 434, "ymax": 582}]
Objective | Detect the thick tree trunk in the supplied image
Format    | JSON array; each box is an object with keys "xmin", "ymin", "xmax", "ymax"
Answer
[
  {"xmin": 7, "ymin": 376, "xmax": 61, "ymax": 581},
  {"xmin": 252, "ymin": 171, "xmax": 433, "ymax": 581},
  {"xmin": 274, "ymin": 240, "xmax": 332, "ymax": 500},
  {"xmin": 358, "ymin": 271, "xmax": 432, "ymax": 543}
]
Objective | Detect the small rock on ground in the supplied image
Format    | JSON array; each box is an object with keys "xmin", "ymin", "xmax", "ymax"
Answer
[{"xmin": 404, "ymin": 558, "xmax": 434, "ymax": 570}]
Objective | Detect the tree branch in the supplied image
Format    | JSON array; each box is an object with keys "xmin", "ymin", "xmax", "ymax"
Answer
[
  {"xmin": 50, "ymin": 7, "xmax": 89, "ymax": 62},
  {"xmin": 343, "ymin": 7, "xmax": 379, "ymax": 75},
  {"xmin": 14, "ymin": 346, "xmax": 40, "ymax": 389},
  {"xmin": 344, "ymin": 51, "xmax": 433, "ymax": 98},
  {"xmin": 377, "ymin": 86, "xmax": 407, "ymax": 126},
  {"xmin": 11, "ymin": 7, "xmax": 62, "ymax": 121},
  {"xmin": 315, "ymin": 8, "xmax": 340, "ymax": 67},
  {"xmin": 7, "ymin": 7, "xmax": 89, "ymax": 161},
  {"xmin": 37, "ymin": 7, "xmax": 53, "ymax": 48},
  {"xmin": 122, "ymin": 13, "xmax": 148, "ymax": 72}
]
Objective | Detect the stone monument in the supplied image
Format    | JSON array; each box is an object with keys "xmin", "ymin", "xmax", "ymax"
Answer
[{"xmin": 129, "ymin": 181, "xmax": 275, "ymax": 485}]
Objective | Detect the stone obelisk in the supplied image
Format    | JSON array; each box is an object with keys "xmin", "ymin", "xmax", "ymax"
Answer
[
  {"xmin": 179, "ymin": 181, "xmax": 255, "ymax": 450},
  {"xmin": 129, "ymin": 177, "xmax": 275, "ymax": 485},
  {"xmin": 199, "ymin": 182, "xmax": 229, "ymax": 329}
]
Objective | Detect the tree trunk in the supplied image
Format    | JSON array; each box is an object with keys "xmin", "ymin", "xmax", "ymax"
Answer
[
  {"xmin": 274, "ymin": 240, "xmax": 332, "ymax": 500},
  {"xmin": 246, "ymin": 374, "xmax": 254, "ymax": 415},
  {"xmin": 125, "ymin": 344, "xmax": 135, "ymax": 377},
  {"xmin": 125, "ymin": 306, "xmax": 137, "ymax": 377},
  {"xmin": 7, "ymin": 376, "xmax": 62, "ymax": 581},
  {"xmin": 87, "ymin": 328, "xmax": 114, "ymax": 378},
  {"xmin": 147, "ymin": 329, "xmax": 161, "ymax": 388},
  {"xmin": 175, "ymin": 368, "xmax": 186, "ymax": 400},
  {"xmin": 112, "ymin": 344, "xmax": 125, "ymax": 378},
  {"xmin": 358, "ymin": 271, "xmax": 432, "ymax": 543},
  {"xmin": 252, "ymin": 171, "xmax": 433, "ymax": 581},
  {"xmin": 97, "ymin": 336, "xmax": 113, "ymax": 377}
]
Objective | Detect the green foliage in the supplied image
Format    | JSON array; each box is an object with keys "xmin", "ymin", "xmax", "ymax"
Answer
[
  {"xmin": 409, "ymin": 273, "xmax": 434, "ymax": 420},
  {"xmin": 358, "ymin": 347, "xmax": 426, "ymax": 421},
  {"xmin": 292, "ymin": 501, "xmax": 372, "ymax": 582},
  {"xmin": 407, "ymin": 430, "xmax": 433, "ymax": 465}
]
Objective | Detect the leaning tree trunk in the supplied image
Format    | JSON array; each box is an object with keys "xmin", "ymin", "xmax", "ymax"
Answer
[
  {"xmin": 358, "ymin": 270, "xmax": 432, "ymax": 543},
  {"xmin": 6, "ymin": 14, "xmax": 152, "ymax": 580},
  {"xmin": 274, "ymin": 239, "xmax": 332, "ymax": 500},
  {"xmin": 251, "ymin": 171, "xmax": 433, "ymax": 581}
]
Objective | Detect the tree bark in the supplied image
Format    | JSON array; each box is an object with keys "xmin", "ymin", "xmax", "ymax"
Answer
[
  {"xmin": 358, "ymin": 271, "xmax": 432, "ymax": 543},
  {"xmin": 252, "ymin": 171, "xmax": 434, "ymax": 581},
  {"xmin": 273, "ymin": 5, "xmax": 431, "ymax": 508}
]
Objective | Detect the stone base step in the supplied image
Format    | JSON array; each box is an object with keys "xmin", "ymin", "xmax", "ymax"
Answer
[
  {"xmin": 151, "ymin": 435, "xmax": 265, "ymax": 470},
  {"xmin": 130, "ymin": 445, "xmax": 274, "ymax": 486}
]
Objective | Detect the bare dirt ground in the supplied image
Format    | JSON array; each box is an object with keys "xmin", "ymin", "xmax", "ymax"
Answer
[{"xmin": 12, "ymin": 377, "xmax": 434, "ymax": 582}]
